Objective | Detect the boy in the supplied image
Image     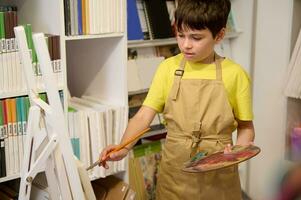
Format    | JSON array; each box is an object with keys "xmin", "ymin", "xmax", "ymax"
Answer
[{"xmin": 99, "ymin": 0, "xmax": 255, "ymax": 199}]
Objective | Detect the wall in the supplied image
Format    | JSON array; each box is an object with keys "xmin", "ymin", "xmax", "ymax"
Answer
[{"xmin": 249, "ymin": 0, "xmax": 293, "ymax": 199}]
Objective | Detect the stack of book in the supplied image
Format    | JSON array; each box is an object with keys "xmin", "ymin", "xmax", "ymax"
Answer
[
  {"xmin": 63, "ymin": 0, "xmax": 125, "ymax": 36},
  {"xmin": 0, "ymin": 8, "xmax": 63, "ymax": 96},
  {"xmin": 68, "ymin": 95, "xmax": 128, "ymax": 179},
  {"xmin": 127, "ymin": 0, "xmax": 175, "ymax": 40},
  {"xmin": 0, "ymin": 92, "xmax": 64, "ymax": 178}
]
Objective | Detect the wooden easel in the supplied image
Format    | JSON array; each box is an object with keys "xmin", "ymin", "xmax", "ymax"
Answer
[{"xmin": 14, "ymin": 26, "xmax": 87, "ymax": 200}]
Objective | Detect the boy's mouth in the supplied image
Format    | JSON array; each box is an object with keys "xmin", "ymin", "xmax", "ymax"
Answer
[{"xmin": 184, "ymin": 52, "xmax": 195, "ymax": 57}]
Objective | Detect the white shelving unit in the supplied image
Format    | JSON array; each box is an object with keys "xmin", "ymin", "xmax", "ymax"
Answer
[
  {"xmin": 0, "ymin": 0, "xmax": 128, "ymax": 185},
  {"xmin": 0, "ymin": 86, "xmax": 64, "ymax": 100},
  {"xmin": 128, "ymin": 31, "xmax": 242, "ymax": 48}
]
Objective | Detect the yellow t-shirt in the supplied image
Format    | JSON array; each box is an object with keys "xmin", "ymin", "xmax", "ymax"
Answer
[{"xmin": 143, "ymin": 54, "xmax": 254, "ymax": 121}]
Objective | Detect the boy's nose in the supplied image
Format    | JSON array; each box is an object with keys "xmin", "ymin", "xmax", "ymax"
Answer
[{"xmin": 183, "ymin": 39, "xmax": 192, "ymax": 49}]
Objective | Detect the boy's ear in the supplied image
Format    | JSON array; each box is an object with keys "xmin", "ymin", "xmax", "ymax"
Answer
[{"xmin": 215, "ymin": 28, "xmax": 226, "ymax": 43}]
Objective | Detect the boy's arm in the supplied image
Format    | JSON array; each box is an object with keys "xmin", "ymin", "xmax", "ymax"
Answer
[
  {"xmin": 236, "ymin": 120, "xmax": 255, "ymax": 146},
  {"xmin": 120, "ymin": 105, "xmax": 157, "ymax": 149},
  {"xmin": 99, "ymin": 105, "xmax": 157, "ymax": 168}
]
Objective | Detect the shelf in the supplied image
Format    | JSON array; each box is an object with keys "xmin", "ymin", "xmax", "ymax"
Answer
[
  {"xmin": 225, "ymin": 31, "xmax": 243, "ymax": 39},
  {"xmin": 0, "ymin": 174, "xmax": 20, "ymax": 183},
  {"xmin": 127, "ymin": 31, "xmax": 242, "ymax": 48},
  {"xmin": 142, "ymin": 126, "xmax": 167, "ymax": 138},
  {"xmin": 128, "ymin": 89, "xmax": 149, "ymax": 96},
  {"xmin": 128, "ymin": 38, "xmax": 177, "ymax": 48},
  {"xmin": 64, "ymin": 33, "xmax": 124, "ymax": 41},
  {"xmin": 0, "ymin": 86, "xmax": 64, "ymax": 99}
]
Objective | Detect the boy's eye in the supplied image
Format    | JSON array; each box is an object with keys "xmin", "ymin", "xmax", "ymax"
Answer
[
  {"xmin": 177, "ymin": 34, "xmax": 184, "ymax": 38},
  {"xmin": 192, "ymin": 36, "xmax": 202, "ymax": 40}
]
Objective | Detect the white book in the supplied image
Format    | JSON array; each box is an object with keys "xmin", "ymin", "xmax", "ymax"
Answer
[
  {"xmin": 120, "ymin": 0, "xmax": 125, "ymax": 32},
  {"xmin": 78, "ymin": 111, "xmax": 90, "ymax": 169},
  {"xmin": 127, "ymin": 60, "xmax": 142, "ymax": 92},
  {"xmin": 104, "ymin": 0, "xmax": 111, "ymax": 33},
  {"xmin": 73, "ymin": 0, "xmax": 79, "ymax": 35},
  {"xmin": 14, "ymin": 49, "xmax": 22, "ymax": 93},
  {"xmin": 0, "ymin": 54, "xmax": 3, "ymax": 94},
  {"xmin": 136, "ymin": 57, "xmax": 164, "ymax": 90},
  {"xmin": 69, "ymin": 100, "xmax": 106, "ymax": 178},
  {"xmin": 69, "ymin": 102, "xmax": 98, "ymax": 177},
  {"xmin": 2, "ymin": 52, "xmax": 9, "ymax": 93},
  {"xmin": 11, "ymin": 39, "xmax": 18, "ymax": 92},
  {"xmin": 70, "ymin": 0, "xmax": 76, "ymax": 36},
  {"xmin": 13, "ymin": 126, "xmax": 19, "ymax": 173},
  {"xmin": 4, "ymin": 137, "xmax": 9, "ymax": 175},
  {"xmin": 81, "ymin": 95, "xmax": 127, "ymax": 173},
  {"xmin": 71, "ymin": 97, "xmax": 114, "ymax": 175},
  {"xmin": 137, "ymin": 0, "xmax": 149, "ymax": 34},
  {"xmin": 71, "ymin": 97, "xmax": 113, "ymax": 144}
]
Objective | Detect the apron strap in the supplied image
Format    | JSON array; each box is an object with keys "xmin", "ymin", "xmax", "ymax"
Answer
[
  {"xmin": 171, "ymin": 55, "xmax": 223, "ymax": 100},
  {"xmin": 170, "ymin": 59, "xmax": 186, "ymax": 100},
  {"xmin": 215, "ymin": 57, "xmax": 223, "ymax": 81}
]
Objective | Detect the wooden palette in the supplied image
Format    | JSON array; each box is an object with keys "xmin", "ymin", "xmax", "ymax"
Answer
[{"xmin": 182, "ymin": 145, "xmax": 261, "ymax": 173}]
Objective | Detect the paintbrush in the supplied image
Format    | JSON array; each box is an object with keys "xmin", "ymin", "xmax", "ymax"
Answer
[{"xmin": 86, "ymin": 127, "xmax": 151, "ymax": 171}]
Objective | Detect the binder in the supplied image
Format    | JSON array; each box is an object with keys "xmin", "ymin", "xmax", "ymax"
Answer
[
  {"xmin": 143, "ymin": 0, "xmax": 173, "ymax": 39},
  {"xmin": 127, "ymin": 0, "xmax": 143, "ymax": 40}
]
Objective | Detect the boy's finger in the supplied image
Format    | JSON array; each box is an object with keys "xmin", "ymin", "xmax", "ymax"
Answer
[{"xmin": 104, "ymin": 163, "xmax": 109, "ymax": 169}]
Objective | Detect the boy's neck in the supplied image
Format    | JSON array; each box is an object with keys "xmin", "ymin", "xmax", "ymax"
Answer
[{"xmin": 199, "ymin": 52, "xmax": 217, "ymax": 64}]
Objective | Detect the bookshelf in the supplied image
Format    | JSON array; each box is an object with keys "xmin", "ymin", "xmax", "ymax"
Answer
[{"xmin": 0, "ymin": 0, "xmax": 128, "ymax": 188}]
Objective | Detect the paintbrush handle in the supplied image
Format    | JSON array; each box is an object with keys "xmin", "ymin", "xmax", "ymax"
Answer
[{"xmin": 86, "ymin": 127, "xmax": 150, "ymax": 171}]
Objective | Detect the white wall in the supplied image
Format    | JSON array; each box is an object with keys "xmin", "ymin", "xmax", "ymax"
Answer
[
  {"xmin": 231, "ymin": 0, "xmax": 255, "ymax": 74},
  {"xmin": 249, "ymin": 0, "xmax": 293, "ymax": 199}
]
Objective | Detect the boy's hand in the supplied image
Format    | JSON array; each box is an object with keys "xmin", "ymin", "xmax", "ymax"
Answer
[
  {"xmin": 223, "ymin": 142, "xmax": 254, "ymax": 154},
  {"xmin": 98, "ymin": 144, "xmax": 130, "ymax": 169},
  {"xmin": 223, "ymin": 144, "xmax": 232, "ymax": 154}
]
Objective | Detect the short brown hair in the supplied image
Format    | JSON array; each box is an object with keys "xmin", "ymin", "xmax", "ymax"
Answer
[{"xmin": 175, "ymin": 0, "xmax": 231, "ymax": 37}]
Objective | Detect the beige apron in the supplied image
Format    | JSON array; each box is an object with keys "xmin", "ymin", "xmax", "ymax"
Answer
[{"xmin": 156, "ymin": 57, "xmax": 242, "ymax": 200}]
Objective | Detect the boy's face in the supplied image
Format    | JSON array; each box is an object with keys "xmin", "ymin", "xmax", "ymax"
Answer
[{"xmin": 176, "ymin": 27, "xmax": 222, "ymax": 63}]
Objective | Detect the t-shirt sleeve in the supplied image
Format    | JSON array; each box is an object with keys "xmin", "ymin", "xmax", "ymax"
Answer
[
  {"xmin": 143, "ymin": 61, "xmax": 167, "ymax": 113},
  {"xmin": 233, "ymin": 70, "xmax": 254, "ymax": 121}
]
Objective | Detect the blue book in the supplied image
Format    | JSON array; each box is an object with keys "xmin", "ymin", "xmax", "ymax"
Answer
[
  {"xmin": 71, "ymin": 138, "xmax": 80, "ymax": 159},
  {"xmin": 127, "ymin": 0, "xmax": 143, "ymax": 40},
  {"xmin": 77, "ymin": 0, "xmax": 83, "ymax": 35}
]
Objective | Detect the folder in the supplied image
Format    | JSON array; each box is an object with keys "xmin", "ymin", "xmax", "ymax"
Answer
[
  {"xmin": 127, "ymin": 0, "xmax": 144, "ymax": 40},
  {"xmin": 143, "ymin": 0, "xmax": 173, "ymax": 39}
]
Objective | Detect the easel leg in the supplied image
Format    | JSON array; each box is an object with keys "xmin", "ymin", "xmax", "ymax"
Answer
[
  {"xmin": 19, "ymin": 106, "xmax": 40, "ymax": 200},
  {"xmin": 45, "ymin": 156, "xmax": 60, "ymax": 200}
]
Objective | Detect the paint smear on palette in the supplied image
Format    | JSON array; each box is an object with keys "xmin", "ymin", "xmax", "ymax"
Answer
[{"xmin": 182, "ymin": 145, "xmax": 261, "ymax": 173}]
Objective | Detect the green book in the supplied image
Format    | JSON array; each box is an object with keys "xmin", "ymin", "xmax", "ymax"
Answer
[
  {"xmin": 16, "ymin": 98, "xmax": 23, "ymax": 135},
  {"xmin": 133, "ymin": 140, "xmax": 162, "ymax": 158},
  {"xmin": 20, "ymin": 97, "xmax": 27, "ymax": 135},
  {"xmin": 0, "ymin": 12, "xmax": 4, "ymax": 39},
  {"xmin": 24, "ymin": 24, "xmax": 37, "ymax": 63},
  {"xmin": 0, "ymin": 12, "xmax": 5, "ymax": 53},
  {"xmin": 24, "ymin": 97, "xmax": 30, "ymax": 121},
  {"xmin": 0, "ymin": 100, "xmax": 4, "ymax": 138},
  {"xmin": 39, "ymin": 93, "xmax": 47, "ymax": 103}
]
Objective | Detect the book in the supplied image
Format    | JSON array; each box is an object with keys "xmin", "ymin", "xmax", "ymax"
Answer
[
  {"xmin": 226, "ymin": 10, "xmax": 238, "ymax": 33},
  {"xmin": 131, "ymin": 140, "xmax": 162, "ymax": 200},
  {"xmin": 127, "ymin": 0, "xmax": 144, "ymax": 40},
  {"xmin": 182, "ymin": 145, "xmax": 261, "ymax": 173},
  {"xmin": 143, "ymin": 0, "xmax": 174, "ymax": 39},
  {"xmin": 127, "ymin": 56, "xmax": 164, "ymax": 93}
]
